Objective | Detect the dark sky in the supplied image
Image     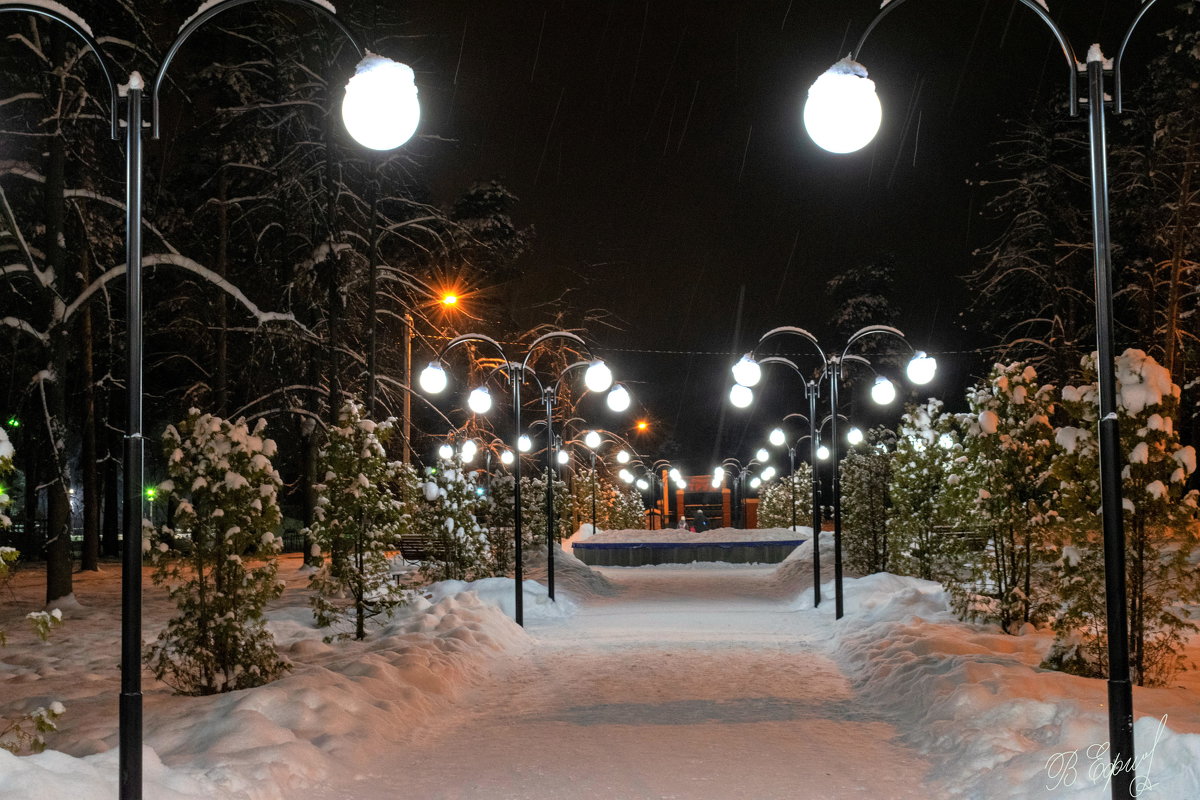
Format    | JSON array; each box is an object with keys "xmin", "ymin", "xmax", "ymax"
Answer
[{"xmin": 396, "ymin": 0, "xmax": 1144, "ymax": 474}]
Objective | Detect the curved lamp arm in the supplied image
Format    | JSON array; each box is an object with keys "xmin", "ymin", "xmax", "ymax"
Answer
[
  {"xmin": 520, "ymin": 330, "xmax": 591, "ymax": 372},
  {"xmin": 754, "ymin": 325, "xmax": 828, "ymax": 366},
  {"xmin": 851, "ymin": 0, "xmax": 1079, "ymax": 116},
  {"xmin": 758, "ymin": 356, "xmax": 822, "ymax": 399},
  {"xmin": 0, "ymin": 4, "xmax": 120, "ymax": 139},
  {"xmin": 152, "ymin": 0, "xmax": 365, "ymax": 138},
  {"xmin": 1114, "ymin": 0, "xmax": 1166, "ymax": 114}
]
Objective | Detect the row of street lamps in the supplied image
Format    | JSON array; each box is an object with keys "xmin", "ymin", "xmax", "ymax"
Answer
[{"xmin": 728, "ymin": 325, "xmax": 936, "ymax": 618}]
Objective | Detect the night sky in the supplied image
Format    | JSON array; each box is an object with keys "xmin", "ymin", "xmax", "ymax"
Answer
[{"xmin": 396, "ymin": 0, "xmax": 1147, "ymax": 474}]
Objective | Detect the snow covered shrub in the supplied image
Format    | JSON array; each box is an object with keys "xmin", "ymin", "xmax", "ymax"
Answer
[
  {"xmin": 608, "ymin": 484, "xmax": 647, "ymax": 530},
  {"xmin": 757, "ymin": 464, "xmax": 814, "ymax": 531},
  {"xmin": 571, "ymin": 467, "xmax": 607, "ymax": 530},
  {"xmin": 416, "ymin": 456, "xmax": 492, "ymax": 581},
  {"xmin": 570, "ymin": 469, "xmax": 644, "ymax": 530},
  {"xmin": 953, "ymin": 365, "xmax": 1059, "ymax": 632},
  {"xmin": 307, "ymin": 402, "xmax": 413, "ymax": 640},
  {"xmin": 841, "ymin": 429, "xmax": 892, "ymax": 574},
  {"xmin": 146, "ymin": 410, "xmax": 288, "ymax": 696},
  {"xmin": 480, "ymin": 473, "xmax": 514, "ymax": 573},
  {"xmin": 0, "ymin": 434, "xmax": 65, "ymax": 753},
  {"xmin": 1044, "ymin": 351, "xmax": 1200, "ymax": 686},
  {"xmin": 888, "ymin": 400, "xmax": 974, "ymax": 584},
  {"xmin": 520, "ymin": 469, "xmax": 570, "ymax": 551}
]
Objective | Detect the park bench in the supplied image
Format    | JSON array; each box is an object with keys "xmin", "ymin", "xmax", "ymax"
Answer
[{"xmin": 396, "ymin": 534, "xmax": 449, "ymax": 565}]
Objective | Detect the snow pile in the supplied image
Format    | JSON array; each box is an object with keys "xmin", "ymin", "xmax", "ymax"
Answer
[
  {"xmin": 585, "ymin": 526, "xmax": 805, "ymax": 544},
  {"xmin": 820, "ymin": 572, "xmax": 1200, "ymax": 798},
  {"xmin": 1, "ymin": 589, "xmax": 529, "ymax": 800},
  {"xmin": 424, "ymin": 577, "xmax": 579, "ymax": 619},
  {"xmin": 768, "ymin": 529, "xmax": 833, "ymax": 596},
  {"xmin": 524, "ymin": 546, "xmax": 618, "ymax": 599}
]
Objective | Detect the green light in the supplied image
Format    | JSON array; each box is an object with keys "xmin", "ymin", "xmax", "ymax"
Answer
[
  {"xmin": 144, "ymin": 487, "xmax": 157, "ymax": 501},
  {"xmin": 5, "ymin": 416, "xmax": 18, "ymax": 428}
]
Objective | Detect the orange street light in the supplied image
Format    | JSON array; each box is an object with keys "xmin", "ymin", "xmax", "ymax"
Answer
[
  {"xmin": 441, "ymin": 293, "xmax": 459, "ymax": 307},
  {"xmin": 636, "ymin": 420, "xmax": 649, "ymax": 432}
]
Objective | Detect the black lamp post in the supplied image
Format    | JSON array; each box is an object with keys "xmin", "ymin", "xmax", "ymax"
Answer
[
  {"xmin": 714, "ymin": 458, "xmax": 765, "ymax": 529},
  {"xmin": 0, "ymin": 4, "xmax": 418, "ymax": 798},
  {"xmin": 731, "ymin": 325, "xmax": 935, "ymax": 619},
  {"xmin": 804, "ymin": 3, "xmax": 1170, "ymax": 791},
  {"xmin": 420, "ymin": 332, "xmax": 622, "ymax": 618}
]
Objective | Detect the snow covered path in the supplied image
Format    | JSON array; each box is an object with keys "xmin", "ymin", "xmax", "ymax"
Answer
[{"xmin": 311, "ymin": 564, "xmax": 936, "ymax": 799}]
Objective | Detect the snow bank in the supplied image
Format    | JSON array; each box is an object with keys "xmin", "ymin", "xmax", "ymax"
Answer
[
  {"xmin": 819, "ymin": 572, "xmax": 1200, "ymax": 798},
  {"xmin": 768, "ymin": 529, "xmax": 833, "ymax": 596},
  {"xmin": 524, "ymin": 545, "xmax": 618, "ymax": 599},
  {"xmin": 424, "ymin": 577, "xmax": 578, "ymax": 619},
  {"xmin": 1, "ymin": 591, "xmax": 529, "ymax": 800}
]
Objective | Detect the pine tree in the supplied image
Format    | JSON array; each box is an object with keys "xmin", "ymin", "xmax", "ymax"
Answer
[
  {"xmin": 307, "ymin": 401, "xmax": 412, "ymax": 641},
  {"xmin": 842, "ymin": 429, "xmax": 892, "ymax": 575},
  {"xmin": 417, "ymin": 456, "xmax": 492, "ymax": 581},
  {"xmin": 520, "ymin": 469, "xmax": 571, "ymax": 553},
  {"xmin": 608, "ymin": 485, "xmax": 647, "ymax": 530},
  {"xmin": 888, "ymin": 400, "xmax": 974, "ymax": 583},
  {"xmin": 756, "ymin": 465, "xmax": 813, "ymax": 531},
  {"xmin": 146, "ymin": 410, "xmax": 288, "ymax": 696},
  {"xmin": 1045, "ymin": 350, "xmax": 1200, "ymax": 686},
  {"xmin": 957, "ymin": 364, "xmax": 1058, "ymax": 631}
]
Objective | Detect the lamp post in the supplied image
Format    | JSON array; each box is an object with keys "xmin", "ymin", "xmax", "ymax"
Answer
[
  {"xmin": 803, "ymin": 3, "xmax": 1168, "ymax": 791},
  {"xmin": 618, "ymin": 454, "xmax": 661, "ymax": 529},
  {"xmin": 419, "ymin": 332, "xmax": 624, "ymax": 618},
  {"xmin": 713, "ymin": 458, "xmax": 764, "ymax": 528},
  {"xmin": 731, "ymin": 325, "xmax": 935, "ymax": 619},
  {"xmin": 0, "ymin": 4, "xmax": 418, "ymax": 798}
]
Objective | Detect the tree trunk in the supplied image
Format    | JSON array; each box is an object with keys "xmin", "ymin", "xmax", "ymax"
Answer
[
  {"xmin": 215, "ymin": 169, "xmax": 230, "ymax": 415},
  {"xmin": 80, "ymin": 244, "xmax": 100, "ymax": 571},
  {"xmin": 42, "ymin": 27, "xmax": 73, "ymax": 604}
]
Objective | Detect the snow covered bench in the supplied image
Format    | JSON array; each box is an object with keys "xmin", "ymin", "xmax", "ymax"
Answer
[{"xmin": 396, "ymin": 534, "xmax": 448, "ymax": 565}]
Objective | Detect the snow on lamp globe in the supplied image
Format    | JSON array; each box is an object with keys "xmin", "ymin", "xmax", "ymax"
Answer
[
  {"xmin": 729, "ymin": 383, "xmax": 753, "ymax": 408},
  {"xmin": 606, "ymin": 383, "xmax": 631, "ymax": 412},
  {"xmin": 803, "ymin": 57, "xmax": 882, "ymax": 154},
  {"xmin": 341, "ymin": 54, "xmax": 420, "ymax": 150},
  {"xmin": 467, "ymin": 386, "xmax": 492, "ymax": 414},
  {"xmin": 731, "ymin": 354, "xmax": 761, "ymax": 387},
  {"xmin": 584, "ymin": 360, "xmax": 613, "ymax": 393},
  {"xmin": 906, "ymin": 351, "xmax": 937, "ymax": 385},
  {"xmin": 419, "ymin": 361, "xmax": 447, "ymax": 394},
  {"xmin": 870, "ymin": 376, "xmax": 896, "ymax": 405}
]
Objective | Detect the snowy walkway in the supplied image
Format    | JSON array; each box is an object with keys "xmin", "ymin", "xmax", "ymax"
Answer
[{"xmin": 310, "ymin": 564, "xmax": 936, "ymax": 799}]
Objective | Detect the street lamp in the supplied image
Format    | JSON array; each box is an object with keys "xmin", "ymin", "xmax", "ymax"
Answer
[
  {"xmin": 713, "ymin": 458, "xmax": 763, "ymax": 528},
  {"xmin": 731, "ymin": 325, "xmax": 934, "ymax": 619},
  {"xmin": 421, "ymin": 331, "xmax": 623, "ymax": 614},
  {"xmin": 0, "ymin": 3, "xmax": 420, "ymax": 797},
  {"xmin": 806, "ymin": 1, "xmax": 1167, "ymax": 790}
]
